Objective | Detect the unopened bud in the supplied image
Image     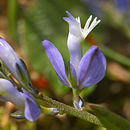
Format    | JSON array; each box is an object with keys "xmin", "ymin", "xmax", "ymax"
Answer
[{"xmin": 73, "ymin": 96, "xmax": 83, "ymax": 110}]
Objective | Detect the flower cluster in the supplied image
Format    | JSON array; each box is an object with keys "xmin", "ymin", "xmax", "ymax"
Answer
[
  {"xmin": 42, "ymin": 11, "xmax": 106, "ymax": 109},
  {"xmin": 0, "ymin": 38, "xmax": 41, "ymax": 121}
]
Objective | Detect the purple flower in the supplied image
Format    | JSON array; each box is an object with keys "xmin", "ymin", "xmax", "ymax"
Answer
[
  {"xmin": 63, "ymin": 11, "xmax": 101, "ymax": 75},
  {"xmin": 42, "ymin": 40, "xmax": 106, "ymax": 88},
  {"xmin": 0, "ymin": 38, "xmax": 31, "ymax": 87},
  {"xmin": 42, "ymin": 12, "xmax": 106, "ymax": 109},
  {"xmin": 42, "ymin": 12, "xmax": 106, "ymax": 88},
  {"xmin": 0, "ymin": 78, "xmax": 41, "ymax": 121}
]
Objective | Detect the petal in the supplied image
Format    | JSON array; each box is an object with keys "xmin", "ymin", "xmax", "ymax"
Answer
[
  {"xmin": 63, "ymin": 11, "xmax": 80, "ymax": 24},
  {"xmin": 63, "ymin": 11, "xmax": 83, "ymax": 39},
  {"xmin": 63, "ymin": 11, "xmax": 76, "ymax": 23},
  {"xmin": 63, "ymin": 11, "xmax": 83, "ymax": 72},
  {"xmin": 77, "ymin": 46, "xmax": 106, "ymax": 87},
  {"xmin": 22, "ymin": 89, "xmax": 41, "ymax": 121},
  {"xmin": 63, "ymin": 10, "xmax": 83, "ymax": 42},
  {"xmin": 83, "ymin": 15, "xmax": 93, "ymax": 32},
  {"xmin": 42, "ymin": 40, "xmax": 71, "ymax": 87},
  {"xmin": 67, "ymin": 33, "xmax": 83, "ymax": 73},
  {"xmin": 83, "ymin": 16, "xmax": 100, "ymax": 38},
  {"xmin": 0, "ymin": 78, "xmax": 25, "ymax": 109},
  {"xmin": 69, "ymin": 62, "xmax": 77, "ymax": 80},
  {"xmin": 0, "ymin": 38, "xmax": 30, "ymax": 86}
]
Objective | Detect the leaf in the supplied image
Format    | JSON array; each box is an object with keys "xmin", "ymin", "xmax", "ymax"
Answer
[
  {"xmin": 88, "ymin": 104, "xmax": 130, "ymax": 130},
  {"xmin": 80, "ymin": 85, "xmax": 97, "ymax": 99}
]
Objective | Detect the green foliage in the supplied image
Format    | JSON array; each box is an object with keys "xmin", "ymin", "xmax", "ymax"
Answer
[
  {"xmin": 7, "ymin": 0, "xmax": 18, "ymax": 41},
  {"xmin": 89, "ymin": 104, "xmax": 130, "ymax": 130},
  {"xmin": 80, "ymin": 85, "xmax": 97, "ymax": 99}
]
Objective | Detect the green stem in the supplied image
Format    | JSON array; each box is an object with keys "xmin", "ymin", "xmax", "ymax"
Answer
[
  {"xmin": 36, "ymin": 94, "xmax": 102, "ymax": 126},
  {"xmin": 72, "ymin": 87, "xmax": 80, "ymax": 102}
]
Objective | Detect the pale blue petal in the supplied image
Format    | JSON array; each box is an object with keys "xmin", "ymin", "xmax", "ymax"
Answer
[
  {"xmin": 69, "ymin": 61, "xmax": 77, "ymax": 80},
  {"xmin": 0, "ymin": 78, "xmax": 25, "ymax": 109},
  {"xmin": 63, "ymin": 11, "xmax": 77, "ymax": 25},
  {"xmin": 42, "ymin": 40, "xmax": 71, "ymax": 87},
  {"xmin": 0, "ymin": 79, "xmax": 40, "ymax": 121},
  {"xmin": 0, "ymin": 38, "xmax": 30, "ymax": 86},
  {"xmin": 77, "ymin": 46, "xmax": 106, "ymax": 87},
  {"xmin": 63, "ymin": 11, "xmax": 82, "ymax": 37},
  {"xmin": 22, "ymin": 89, "xmax": 41, "ymax": 121},
  {"xmin": 63, "ymin": 11, "xmax": 83, "ymax": 72}
]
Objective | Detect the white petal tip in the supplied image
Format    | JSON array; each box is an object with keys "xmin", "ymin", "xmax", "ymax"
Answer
[
  {"xmin": 83, "ymin": 15, "xmax": 101, "ymax": 38},
  {"xmin": 90, "ymin": 15, "xmax": 92, "ymax": 18},
  {"xmin": 97, "ymin": 19, "xmax": 101, "ymax": 23}
]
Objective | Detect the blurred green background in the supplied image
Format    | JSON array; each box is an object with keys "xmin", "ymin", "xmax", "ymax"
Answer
[{"xmin": 0, "ymin": 0, "xmax": 130, "ymax": 129}]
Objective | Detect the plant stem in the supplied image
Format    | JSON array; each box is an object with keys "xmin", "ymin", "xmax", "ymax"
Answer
[
  {"xmin": 72, "ymin": 87, "xmax": 80, "ymax": 102},
  {"xmin": 36, "ymin": 93, "xmax": 102, "ymax": 126}
]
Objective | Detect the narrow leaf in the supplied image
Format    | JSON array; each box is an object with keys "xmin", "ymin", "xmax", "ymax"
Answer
[{"xmin": 88, "ymin": 104, "xmax": 130, "ymax": 130}]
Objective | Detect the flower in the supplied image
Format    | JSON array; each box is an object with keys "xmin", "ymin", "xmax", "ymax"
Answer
[
  {"xmin": 42, "ymin": 11, "xmax": 106, "ymax": 109},
  {"xmin": 42, "ymin": 40, "xmax": 106, "ymax": 88},
  {"xmin": 63, "ymin": 11, "xmax": 101, "ymax": 74},
  {"xmin": 0, "ymin": 38, "xmax": 31, "ymax": 87},
  {"xmin": 0, "ymin": 78, "xmax": 41, "ymax": 121}
]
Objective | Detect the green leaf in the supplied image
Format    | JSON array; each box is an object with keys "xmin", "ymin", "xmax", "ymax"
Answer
[
  {"xmin": 80, "ymin": 85, "xmax": 97, "ymax": 99},
  {"xmin": 88, "ymin": 104, "xmax": 130, "ymax": 130}
]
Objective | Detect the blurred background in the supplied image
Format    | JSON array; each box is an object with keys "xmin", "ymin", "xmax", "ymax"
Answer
[{"xmin": 0, "ymin": 0, "xmax": 130, "ymax": 129}]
